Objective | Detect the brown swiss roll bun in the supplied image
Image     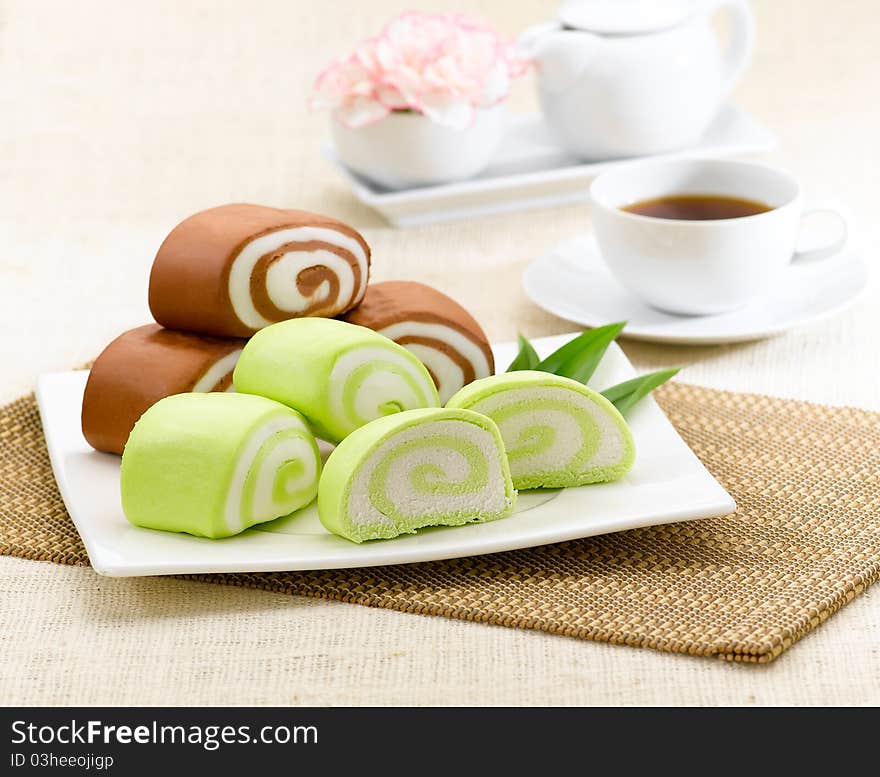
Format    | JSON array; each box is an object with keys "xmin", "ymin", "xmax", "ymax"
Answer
[
  {"xmin": 81, "ymin": 324, "xmax": 246, "ymax": 455},
  {"xmin": 149, "ymin": 203, "xmax": 371, "ymax": 338},
  {"xmin": 341, "ymin": 281, "xmax": 494, "ymax": 403}
]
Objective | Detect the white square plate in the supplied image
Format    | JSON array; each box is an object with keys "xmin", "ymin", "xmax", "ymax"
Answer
[{"xmin": 36, "ymin": 334, "xmax": 735, "ymax": 576}]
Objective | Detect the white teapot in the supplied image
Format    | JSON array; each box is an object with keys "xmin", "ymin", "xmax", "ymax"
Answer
[{"xmin": 520, "ymin": 0, "xmax": 755, "ymax": 160}]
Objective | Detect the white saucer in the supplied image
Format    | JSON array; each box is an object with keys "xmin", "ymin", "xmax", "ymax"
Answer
[
  {"xmin": 324, "ymin": 104, "xmax": 775, "ymax": 227},
  {"xmin": 523, "ymin": 235, "xmax": 869, "ymax": 345}
]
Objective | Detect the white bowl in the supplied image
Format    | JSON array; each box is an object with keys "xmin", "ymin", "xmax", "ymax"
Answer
[{"xmin": 331, "ymin": 106, "xmax": 506, "ymax": 190}]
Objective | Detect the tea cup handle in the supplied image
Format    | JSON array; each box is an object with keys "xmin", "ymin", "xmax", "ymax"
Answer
[
  {"xmin": 705, "ymin": 0, "xmax": 756, "ymax": 98},
  {"xmin": 792, "ymin": 207, "xmax": 849, "ymax": 264}
]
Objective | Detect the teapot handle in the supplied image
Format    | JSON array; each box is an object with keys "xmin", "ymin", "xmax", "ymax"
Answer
[{"xmin": 705, "ymin": 0, "xmax": 756, "ymax": 98}]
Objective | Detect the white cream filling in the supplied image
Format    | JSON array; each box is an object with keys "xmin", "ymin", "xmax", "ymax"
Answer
[
  {"xmin": 468, "ymin": 386, "xmax": 626, "ymax": 477},
  {"xmin": 401, "ymin": 343, "xmax": 464, "ymax": 404},
  {"xmin": 328, "ymin": 346, "xmax": 438, "ymax": 431},
  {"xmin": 224, "ymin": 414, "xmax": 311, "ymax": 534},
  {"xmin": 346, "ymin": 420, "xmax": 510, "ymax": 527},
  {"xmin": 191, "ymin": 349, "xmax": 243, "ymax": 392},
  {"xmin": 251, "ymin": 435, "xmax": 318, "ymax": 520},
  {"xmin": 228, "ymin": 226, "xmax": 368, "ymax": 330}
]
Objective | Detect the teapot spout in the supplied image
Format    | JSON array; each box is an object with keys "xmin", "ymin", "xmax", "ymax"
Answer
[{"xmin": 518, "ymin": 25, "xmax": 601, "ymax": 93}]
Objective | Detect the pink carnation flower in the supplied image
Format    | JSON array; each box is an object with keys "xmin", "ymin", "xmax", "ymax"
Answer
[{"xmin": 310, "ymin": 11, "xmax": 528, "ymax": 130}]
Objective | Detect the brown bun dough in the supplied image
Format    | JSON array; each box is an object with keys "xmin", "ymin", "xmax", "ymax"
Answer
[
  {"xmin": 342, "ymin": 281, "xmax": 494, "ymax": 401},
  {"xmin": 81, "ymin": 324, "xmax": 246, "ymax": 455},
  {"xmin": 149, "ymin": 203, "xmax": 371, "ymax": 338}
]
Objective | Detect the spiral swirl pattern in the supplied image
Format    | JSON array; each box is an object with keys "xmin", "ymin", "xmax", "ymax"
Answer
[
  {"xmin": 377, "ymin": 321, "xmax": 493, "ymax": 403},
  {"xmin": 328, "ymin": 345, "xmax": 440, "ymax": 439},
  {"xmin": 228, "ymin": 226, "xmax": 369, "ymax": 331},
  {"xmin": 191, "ymin": 349, "xmax": 243, "ymax": 393},
  {"xmin": 335, "ymin": 417, "xmax": 515, "ymax": 541},
  {"xmin": 224, "ymin": 414, "xmax": 321, "ymax": 535},
  {"xmin": 447, "ymin": 377, "xmax": 635, "ymax": 489}
]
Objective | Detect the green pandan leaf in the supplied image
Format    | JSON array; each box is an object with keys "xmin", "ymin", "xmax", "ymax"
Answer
[
  {"xmin": 601, "ymin": 368, "xmax": 681, "ymax": 416},
  {"xmin": 538, "ymin": 322, "xmax": 626, "ymax": 385},
  {"xmin": 506, "ymin": 334, "xmax": 540, "ymax": 372}
]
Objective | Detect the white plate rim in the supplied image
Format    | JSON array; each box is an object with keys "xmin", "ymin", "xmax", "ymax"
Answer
[{"xmin": 36, "ymin": 336, "xmax": 736, "ymax": 576}]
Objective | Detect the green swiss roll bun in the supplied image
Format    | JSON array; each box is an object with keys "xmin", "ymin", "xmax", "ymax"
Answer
[
  {"xmin": 318, "ymin": 407, "xmax": 516, "ymax": 543},
  {"xmin": 446, "ymin": 371, "xmax": 635, "ymax": 489},
  {"xmin": 233, "ymin": 318, "xmax": 440, "ymax": 443},
  {"xmin": 120, "ymin": 392, "xmax": 321, "ymax": 538}
]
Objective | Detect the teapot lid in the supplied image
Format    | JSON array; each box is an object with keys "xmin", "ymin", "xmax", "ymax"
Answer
[{"xmin": 558, "ymin": 0, "xmax": 702, "ymax": 34}]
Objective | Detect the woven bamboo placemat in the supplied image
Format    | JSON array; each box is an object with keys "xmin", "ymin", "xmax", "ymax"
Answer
[{"xmin": 2, "ymin": 382, "xmax": 879, "ymax": 663}]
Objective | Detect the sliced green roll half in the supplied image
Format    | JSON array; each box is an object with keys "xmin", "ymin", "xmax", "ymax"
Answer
[
  {"xmin": 446, "ymin": 371, "xmax": 635, "ymax": 489},
  {"xmin": 318, "ymin": 407, "xmax": 516, "ymax": 543},
  {"xmin": 234, "ymin": 318, "xmax": 440, "ymax": 443},
  {"xmin": 121, "ymin": 392, "xmax": 321, "ymax": 538}
]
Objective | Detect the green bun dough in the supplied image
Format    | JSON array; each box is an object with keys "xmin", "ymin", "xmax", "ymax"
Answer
[
  {"xmin": 121, "ymin": 392, "xmax": 321, "ymax": 538},
  {"xmin": 233, "ymin": 318, "xmax": 440, "ymax": 443},
  {"xmin": 446, "ymin": 371, "xmax": 635, "ymax": 489},
  {"xmin": 318, "ymin": 407, "xmax": 516, "ymax": 543}
]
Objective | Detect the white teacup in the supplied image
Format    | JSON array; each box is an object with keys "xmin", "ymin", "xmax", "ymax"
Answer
[{"xmin": 590, "ymin": 159, "xmax": 848, "ymax": 315}]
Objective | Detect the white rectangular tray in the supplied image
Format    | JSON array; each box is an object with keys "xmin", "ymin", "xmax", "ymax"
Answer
[
  {"xmin": 36, "ymin": 334, "xmax": 735, "ymax": 577},
  {"xmin": 324, "ymin": 104, "xmax": 776, "ymax": 227}
]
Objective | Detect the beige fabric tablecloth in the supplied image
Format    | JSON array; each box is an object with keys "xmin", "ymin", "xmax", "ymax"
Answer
[{"xmin": 1, "ymin": 0, "xmax": 878, "ymax": 705}]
